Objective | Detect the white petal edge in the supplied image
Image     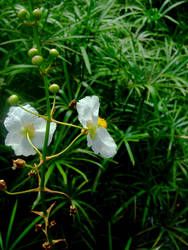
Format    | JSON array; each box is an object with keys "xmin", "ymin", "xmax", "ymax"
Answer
[
  {"xmin": 4, "ymin": 104, "xmax": 38, "ymax": 132},
  {"xmin": 87, "ymin": 127, "xmax": 117, "ymax": 158},
  {"xmin": 5, "ymin": 132, "xmax": 36, "ymax": 156}
]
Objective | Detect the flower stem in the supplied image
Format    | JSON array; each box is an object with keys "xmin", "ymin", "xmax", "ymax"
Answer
[
  {"xmin": 50, "ymin": 94, "xmax": 56, "ymax": 118},
  {"xmin": 27, "ymin": 0, "xmax": 50, "ymax": 215},
  {"xmin": 4, "ymin": 187, "xmax": 71, "ymax": 202},
  {"xmin": 5, "ymin": 188, "xmax": 39, "ymax": 195},
  {"xmin": 46, "ymin": 132, "xmax": 83, "ymax": 160},
  {"xmin": 19, "ymin": 105, "xmax": 84, "ymax": 130},
  {"xmin": 19, "ymin": 105, "xmax": 47, "ymax": 119},
  {"xmin": 27, "ymin": 133, "xmax": 43, "ymax": 158},
  {"xmin": 27, "ymin": 0, "xmax": 41, "ymax": 54},
  {"xmin": 51, "ymin": 118, "xmax": 84, "ymax": 130}
]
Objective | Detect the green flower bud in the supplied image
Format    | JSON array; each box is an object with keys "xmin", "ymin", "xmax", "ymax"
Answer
[
  {"xmin": 32, "ymin": 8, "xmax": 42, "ymax": 19},
  {"xmin": 32, "ymin": 55, "xmax": 43, "ymax": 66},
  {"xmin": 28, "ymin": 48, "xmax": 38, "ymax": 57},
  {"xmin": 7, "ymin": 95, "xmax": 19, "ymax": 106},
  {"xmin": 49, "ymin": 83, "xmax": 60, "ymax": 94},
  {"xmin": 18, "ymin": 8, "xmax": 27, "ymax": 19},
  {"xmin": 49, "ymin": 49, "xmax": 59, "ymax": 57},
  {"xmin": 0, "ymin": 180, "xmax": 7, "ymax": 191}
]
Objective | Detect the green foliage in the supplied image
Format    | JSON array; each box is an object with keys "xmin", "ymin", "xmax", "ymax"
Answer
[{"xmin": 0, "ymin": 0, "xmax": 188, "ymax": 249}]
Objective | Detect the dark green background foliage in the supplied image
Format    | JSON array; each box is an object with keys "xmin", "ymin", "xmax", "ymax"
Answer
[{"xmin": 0, "ymin": 0, "xmax": 188, "ymax": 249}]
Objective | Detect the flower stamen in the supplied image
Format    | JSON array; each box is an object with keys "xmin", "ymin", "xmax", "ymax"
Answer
[{"xmin": 97, "ymin": 117, "xmax": 107, "ymax": 128}]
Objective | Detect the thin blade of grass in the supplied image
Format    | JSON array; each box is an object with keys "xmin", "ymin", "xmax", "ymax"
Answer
[
  {"xmin": 80, "ymin": 46, "xmax": 92, "ymax": 75},
  {"xmin": 5, "ymin": 200, "xmax": 18, "ymax": 249}
]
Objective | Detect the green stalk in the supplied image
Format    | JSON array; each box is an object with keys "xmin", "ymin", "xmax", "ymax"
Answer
[
  {"xmin": 41, "ymin": 73, "xmax": 51, "ymax": 180},
  {"xmin": 27, "ymin": 0, "xmax": 51, "ymax": 213},
  {"xmin": 27, "ymin": 0, "xmax": 41, "ymax": 54}
]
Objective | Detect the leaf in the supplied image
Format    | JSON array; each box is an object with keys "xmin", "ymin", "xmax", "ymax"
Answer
[
  {"xmin": 124, "ymin": 139, "xmax": 135, "ymax": 166},
  {"xmin": 0, "ymin": 231, "xmax": 4, "ymax": 250},
  {"xmin": 56, "ymin": 162, "xmax": 68, "ymax": 185},
  {"xmin": 124, "ymin": 237, "xmax": 132, "ymax": 250},
  {"xmin": 80, "ymin": 46, "xmax": 92, "ymax": 75},
  {"xmin": 9, "ymin": 217, "xmax": 41, "ymax": 250},
  {"xmin": 59, "ymin": 160, "xmax": 88, "ymax": 182},
  {"xmin": 5, "ymin": 200, "xmax": 18, "ymax": 249},
  {"xmin": 112, "ymin": 190, "xmax": 146, "ymax": 221}
]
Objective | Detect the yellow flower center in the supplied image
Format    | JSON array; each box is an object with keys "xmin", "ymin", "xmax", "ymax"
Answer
[
  {"xmin": 20, "ymin": 124, "xmax": 35, "ymax": 139},
  {"xmin": 86, "ymin": 117, "xmax": 107, "ymax": 139},
  {"xmin": 97, "ymin": 117, "xmax": 107, "ymax": 128}
]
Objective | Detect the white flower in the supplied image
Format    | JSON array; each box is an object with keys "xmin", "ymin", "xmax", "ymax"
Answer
[
  {"xmin": 76, "ymin": 96, "xmax": 117, "ymax": 158},
  {"xmin": 4, "ymin": 104, "xmax": 56, "ymax": 156}
]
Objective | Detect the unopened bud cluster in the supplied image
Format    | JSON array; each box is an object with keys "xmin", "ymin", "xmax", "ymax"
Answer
[
  {"xmin": 18, "ymin": 7, "xmax": 42, "ymax": 20},
  {"xmin": 28, "ymin": 47, "xmax": 59, "ymax": 67}
]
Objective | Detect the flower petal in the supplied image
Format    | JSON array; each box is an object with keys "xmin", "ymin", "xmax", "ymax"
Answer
[
  {"xmin": 5, "ymin": 132, "xmax": 36, "ymax": 156},
  {"xmin": 4, "ymin": 105, "xmax": 38, "ymax": 132},
  {"xmin": 32, "ymin": 121, "xmax": 56, "ymax": 149},
  {"xmin": 87, "ymin": 127, "xmax": 117, "ymax": 158},
  {"xmin": 77, "ymin": 96, "xmax": 99, "ymax": 127},
  {"xmin": 4, "ymin": 105, "xmax": 56, "ymax": 156}
]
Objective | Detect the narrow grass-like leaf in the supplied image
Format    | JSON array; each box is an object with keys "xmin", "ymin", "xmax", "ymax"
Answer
[
  {"xmin": 9, "ymin": 216, "xmax": 41, "ymax": 250},
  {"xmin": 59, "ymin": 161, "xmax": 88, "ymax": 182},
  {"xmin": 80, "ymin": 46, "xmax": 92, "ymax": 75},
  {"xmin": 97, "ymin": 0, "xmax": 115, "ymax": 23},
  {"xmin": 113, "ymin": 190, "xmax": 146, "ymax": 220},
  {"xmin": 0, "ymin": 39, "xmax": 26, "ymax": 46},
  {"xmin": 142, "ymin": 195, "xmax": 151, "ymax": 227},
  {"xmin": 124, "ymin": 237, "xmax": 132, "ymax": 250},
  {"xmin": 5, "ymin": 200, "xmax": 18, "ymax": 249},
  {"xmin": 124, "ymin": 139, "xmax": 135, "ymax": 166},
  {"xmin": 56, "ymin": 162, "xmax": 68, "ymax": 185},
  {"xmin": 108, "ymin": 221, "xmax": 113, "ymax": 250},
  {"xmin": 0, "ymin": 231, "xmax": 4, "ymax": 250}
]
